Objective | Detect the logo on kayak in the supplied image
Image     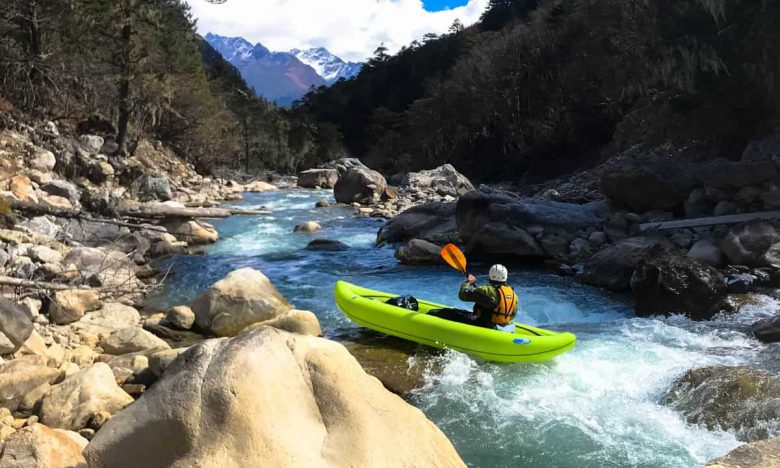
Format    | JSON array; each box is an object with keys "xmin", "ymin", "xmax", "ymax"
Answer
[{"xmin": 513, "ymin": 338, "xmax": 531, "ymax": 345}]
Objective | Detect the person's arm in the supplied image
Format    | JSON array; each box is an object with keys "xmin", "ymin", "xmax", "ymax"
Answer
[{"xmin": 459, "ymin": 280, "xmax": 498, "ymax": 309}]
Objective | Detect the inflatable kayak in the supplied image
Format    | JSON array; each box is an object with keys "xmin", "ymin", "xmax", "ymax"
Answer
[{"xmin": 334, "ymin": 281, "xmax": 576, "ymax": 363}]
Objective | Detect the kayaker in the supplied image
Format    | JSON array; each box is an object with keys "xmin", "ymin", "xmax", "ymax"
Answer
[{"xmin": 458, "ymin": 264, "xmax": 518, "ymax": 329}]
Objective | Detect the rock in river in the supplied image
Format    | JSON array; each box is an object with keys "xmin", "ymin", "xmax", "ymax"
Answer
[
  {"xmin": 84, "ymin": 327, "xmax": 464, "ymax": 468},
  {"xmin": 298, "ymin": 168, "xmax": 340, "ymax": 189},
  {"xmin": 334, "ymin": 167, "xmax": 387, "ymax": 205},
  {"xmin": 665, "ymin": 365, "xmax": 780, "ymax": 442},
  {"xmin": 631, "ymin": 245, "xmax": 727, "ymax": 320},
  {"xmin": 578, "ymin": 236, "xmax": 667, "ymax": 291},
  {"xmin": 377, "ymin": 202, "xmax": 458, "ymax": 246},
  {"xmin": 191, "ymin": 267, "xmax": 293, "ymax": 337},
  {"xmin": 456, "ymin": 189, "xmax": 602, "ymax": 258},
  {"xmin": 395, "ymin": 239, "xmax": 443, "ymax": 266}
]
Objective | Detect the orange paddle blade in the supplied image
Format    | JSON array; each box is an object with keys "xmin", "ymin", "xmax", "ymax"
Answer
[{"xmin": 441, "ymin": 243, "xmax": 467, "ymax": 274}]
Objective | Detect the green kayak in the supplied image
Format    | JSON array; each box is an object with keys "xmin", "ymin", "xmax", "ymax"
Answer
[{"xmin": 334, "ymin": 281, "xmax": 576, "ymax": 363}]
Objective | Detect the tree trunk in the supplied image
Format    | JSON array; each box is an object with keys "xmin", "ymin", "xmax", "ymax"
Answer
[{"xmin": 116, "ymin": 22, "xmax": 132, "ymax": 156}]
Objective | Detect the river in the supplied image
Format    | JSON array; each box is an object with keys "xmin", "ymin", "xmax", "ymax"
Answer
[{"xmin": 147, "ymin": 189, "xmax": 780, "ymax": 467}]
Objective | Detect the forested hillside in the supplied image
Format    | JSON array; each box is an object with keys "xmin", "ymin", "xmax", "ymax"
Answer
[
  {"xmin": 296, "ymin": 0, "xmax": 780, "ymax": 183},
  {"xmin": 0, "ymin": 0, "xmax": 335, "ymax": 174}
]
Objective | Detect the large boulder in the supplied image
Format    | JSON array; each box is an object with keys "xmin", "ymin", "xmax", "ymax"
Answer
[
  {"xmin": 699, "ymin": 158, "xmax": 778, "ymax": 189},
  {"xmin": 322, "ymin": 157, "xmax": 367, "ymax": 175},
  {"xmin": 0, "ymin": 424, "xmax": 88, "ymax": 468},
  {"xmin": 136, "ymin": 175, "xmax": 172, "ymax": 202},
  {"xmin": 704, "ymin": 438, "xmax": 780, "ymax": 467},
  {"xmin": 578, "ymin": 236, "xmax": 667, "ymax": 291},
  {"xmin": 404, "ymin": 164, "xmax": 474, "ymax": 197},
  {"xmin": 30, "ymin": 148, "xmax": 56, "ymax": 172},
  {"xmin": 631, "ymin": 245, "xmax": 727, "ymax": 320},
  {"xmin": 721, "ymin": 221, "xmax": 780, "ymax": 267},
  {"xmin": 0, "ymin": 359, "xmax": 61, "ymax": 413},
  {"xmin": 377, "ymin": 202, "xmax": 458, "ymax": 245},
  {"xmin": 395, "ymin": 239, "xmax": 443, "ymax": 266},
  {"xmin": 599, "ymin": 158, "xmax": 697, "ymax": 212},
  {"xmin": 665, "ymin": 366, "xmax": 780, "ymax": 442},
  {"xmin": 160, "ymin": 219, "xmax": 218, "ymax": 245},
  {"xmin": 48, "ymin": 289, "xmax": 101, "ymax": 325},
  {"xmin": 297, "ymin": 168, "xmax": 340, "ymax": 189},
  {"xmin": 456, "ymin": 189, "xmax": 603, "ymax": 258},
  {"xmin": 687, "ymin": 238, "xmax": 725, "ymax": 266},
  {"xmin": 752, "ymin": 315, "xmax": 780, "ymax": 343},
  {"xmin": 100, "ymin": 327, "xmax": 171, "ymax": 355},
  {"xmin": 40, "ymin": 180, "xmax": 81, "ymax": 208},
  {"xmin": 191, "ymin": 268, "xmax": 292, "ymax": 337},
  {"xmin": 0, "ymin": 298, "xmax": 34, "ymax": 354},
  {"xmin": 39, "ymin": 362, "xmax": 134, "ymax": 431},
  {"xmin": 334, "ymin": 167, "xmax": 387, "ymax": 205},
  {"xmin": 83, "ymin": 327, "xmax": 464, "ymax": 468},
  {"xmin": 63, "ymin": 247, "xmax": 138, "ymax": 288}
]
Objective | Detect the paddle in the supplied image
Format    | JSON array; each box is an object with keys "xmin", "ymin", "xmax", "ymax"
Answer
[{"xmin": 440, "ymin": 243, "xmax": 468, "ymax": 276}]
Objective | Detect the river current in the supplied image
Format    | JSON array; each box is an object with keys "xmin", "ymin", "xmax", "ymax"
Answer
[{"xmin": 147, "ymin": 189, "xmax": 780, "ymax": 467}]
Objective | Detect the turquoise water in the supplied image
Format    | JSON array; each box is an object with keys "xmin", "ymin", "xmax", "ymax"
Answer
[{"xmin": 148, "ymin": 189, "xmax": 779, "ymax": 467}]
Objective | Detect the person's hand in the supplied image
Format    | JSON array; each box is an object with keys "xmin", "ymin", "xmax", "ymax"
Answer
[{"xmin": 467, "ymin": 274, "xmax": 476, "ymax": 283}]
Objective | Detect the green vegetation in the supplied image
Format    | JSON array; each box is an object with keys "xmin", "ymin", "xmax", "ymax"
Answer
[
  {"xmin": 296, "ymin": 0, "xmax": 780, "ymax": 182},
  {"xmin": 0, "ymin": 0, "xmax": 325, "ymax": 173}
]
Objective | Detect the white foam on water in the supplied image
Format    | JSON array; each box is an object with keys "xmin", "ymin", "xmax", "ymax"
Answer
[{"xmin": 414, "ymin": 318, "xmax": 749, "ymax": 467}]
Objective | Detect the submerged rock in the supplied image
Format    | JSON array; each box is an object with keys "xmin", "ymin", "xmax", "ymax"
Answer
[
  {"xmin": 395, "ymin": 239, "xmax": 443, "ymax": 266},
  {"xmin": 665, "ymin": 365, "xmax": 780, "ymax": 442},
  {"xmin": 84, "ymin": 327, "xmax": 464, "ymax": 467},
  {"xmin": 631, "ymin": 245, "xmax": 727, "ymax": 320},
  {"xmin": 345, "ymin": 342, "xmax": 427, "ymax": 395},
  {"xmin": 305, "ymin": 239, "xmax": 348, "ymax": 251},
  {"xmin": 293, "ymin": 221, "xmax": 321, "ymax": 233},
  {"xmin": 377, "ymin": 202, "xmax": 458, "ymax": 246}
]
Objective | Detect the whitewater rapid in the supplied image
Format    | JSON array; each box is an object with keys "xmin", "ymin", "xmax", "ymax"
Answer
[{"xmin": 147, "ymin": 189, "xmax": 780, "ymax": 467}]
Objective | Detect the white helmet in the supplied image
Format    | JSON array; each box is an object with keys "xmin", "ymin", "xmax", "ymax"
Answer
[{"xmin": 489, "ymin": 264, "xmax": 508, "ymax": 283}]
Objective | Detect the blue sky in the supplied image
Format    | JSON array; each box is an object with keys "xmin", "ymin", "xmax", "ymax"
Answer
[
  {"xmin": 423, "ymin": 0, "xmax": 470, "ymax": 11},
  {"xmin": 188, "ymin": 0, "xmax": 489, "ymax": 62}
]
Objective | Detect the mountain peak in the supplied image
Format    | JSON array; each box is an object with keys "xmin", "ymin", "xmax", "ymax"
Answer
[{"xmin": 205, "ymin": 33, "xmax": 363, "ymax": 105}]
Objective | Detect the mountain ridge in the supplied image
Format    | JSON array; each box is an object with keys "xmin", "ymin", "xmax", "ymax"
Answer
[{"xmin": 205, "ymin": 33, "xmax": 362, "ymax": 106}]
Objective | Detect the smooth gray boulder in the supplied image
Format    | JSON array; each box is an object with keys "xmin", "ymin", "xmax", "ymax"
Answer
[
  {"xmin": 297, "ymin": 168, "xmax": 339, "ymax": 188},
  {"xmin": 578, "ymin": 236, "xmax": 667, "ymax": 291},
  {"xmin": 456, "ymin": 189, "xmax": 602, "ymax": 258},
  {"xmin": 377, "ymin": 202, "xmax": 458, "ymax": 246},
  {"xmin": 395, "ymin": 239, "xmax": 443, "ymax": 265}
]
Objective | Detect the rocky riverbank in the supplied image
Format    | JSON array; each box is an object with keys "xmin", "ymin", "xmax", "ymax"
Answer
[{"xmin": 0, "ymin": 118, "xmax": 464, "ymax": 466}]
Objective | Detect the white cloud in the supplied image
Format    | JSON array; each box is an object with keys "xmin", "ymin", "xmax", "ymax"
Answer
[{"xmin": 187, "ymin": 0, "xmax": 490, "ymax": 62}]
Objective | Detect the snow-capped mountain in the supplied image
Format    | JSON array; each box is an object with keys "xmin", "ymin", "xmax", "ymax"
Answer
[
  {"xmin": 205, "ymin": 33, "xmax": 362, "ymax": 106},
  {"xmin": 290, "ymin": 47, "xmax": 363, "ymax": 84}
]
